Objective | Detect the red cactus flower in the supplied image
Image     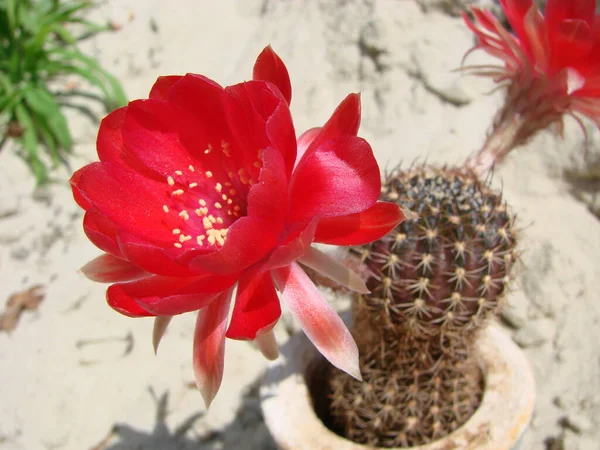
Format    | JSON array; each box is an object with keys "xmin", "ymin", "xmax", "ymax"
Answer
[
  {"xmin": 462, "ymin": 0, "xmax": 600, "ymax": 175},
  {"xmin": 71, "ymin": 46, "xmax": 406, "ymax": 406}
]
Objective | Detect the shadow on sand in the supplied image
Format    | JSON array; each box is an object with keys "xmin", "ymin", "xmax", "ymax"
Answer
[{"xmin": 92, "ymin": 379, "xmax": 277, "ymax": 450}]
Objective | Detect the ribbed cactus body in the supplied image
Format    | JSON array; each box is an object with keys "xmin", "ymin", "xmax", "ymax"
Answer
[{"xmin": 327, "ymin": 166, "xmax": 518, "ymax": 447}]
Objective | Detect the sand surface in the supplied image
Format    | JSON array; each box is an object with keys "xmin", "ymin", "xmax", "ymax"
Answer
[{"xmin": 1, "ymin": 1, "xmax": 599, "ymax": 449}]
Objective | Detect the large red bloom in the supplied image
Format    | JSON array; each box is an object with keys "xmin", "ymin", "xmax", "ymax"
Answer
[
  {"xmin": 71, "ymin": 46, "xmax": 405, "ymax": 406},
  {"xmin": 462, "ymin": 0, "xmax": 600, "ymax": 173}
]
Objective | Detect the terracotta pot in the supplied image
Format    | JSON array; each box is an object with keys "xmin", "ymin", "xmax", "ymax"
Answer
[{"xmin": 260, "ymin": 323, "xmax": 535, "ymax": 450}]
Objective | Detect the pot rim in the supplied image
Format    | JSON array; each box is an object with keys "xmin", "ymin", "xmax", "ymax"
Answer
[{"xmin": 260, "ymin": 323, "xmax": 535, "ymax": 450}]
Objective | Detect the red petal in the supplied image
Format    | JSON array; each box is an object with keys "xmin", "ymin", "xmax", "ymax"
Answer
[
  {"xmin": 193, "ymin": 289, "xmax": 233, "ymax": 408},
  {"xmin": 120, "ymin": 99, "xmax": 203, "ymax": 176},
  {"xmin": 190, "ymin": 145, "xmax": 288, "ymax": 275},
  {"xmin": 97, "ymin": 107, "xmax": 127, "ymax": 164},
  {"xmin": 264, "ymin": 93, "xmax": 297, "ymax": 179},
  {"xmin": 106, "ymin": 283, "xmax": 154, "ymax": 317},
  {"xmin": 117, "ymin": 232, "xmax": 200, "ymax": 277},
  {"xmin": 295, "ymin": 127, "xmax": 321, "ymax": 170},
  {"xmin": 262, "ymin": 217, "xmax": 319, "ymax": 271},
  {"xmin": 107, "ymin": 273, "xmax": 237, "ymax": 316},
  {"xmin": 271, "ymin": 262, "xmax": 361, "ymax": 380},
  {"xmin": 314, "ymin": 201, "xmax": 404, "ymax": 245},
  {"xmin": 500, "ymin": 0, "xmax": 534, "ymax": 40},
  {"xmin": 83, "ymin": 210, "xmax": 123, "ymax": 258},
  {"xmin": 298, "ymin": 93, "xmax": 361, "ymax": 164},
  {"xmin": 253, "ymin": 46, "xmax": 292, "ymax": 105},
  {"xmin": 288, "ymin": 136, "xmax": 381, "ymax": 224},
  {"xmin": 546, "ymin": 0, "xmax": 595, "ymax": 29},
  {"xmin": 165, "ymin": 74, "xmax": 231, "ymax": 151},
  {"xmin": 189, "ymin": 216, "xmax": 278, "ymax": 274},
  {"xmin": 246, "ymin": 145, "xmax": 288, "ymax": 232},
  {"xmin": 226, "ymin": 270, "xmax": 281, "ymax": 340},
  {"xmin": 149, "ymin": 76, "xmax": 184, "ymax": 101},
  {"xmin": 80, "ymin": 253, "xmax": 148, "ymax": 283},
  {"xmin": 75, "ymin": 162, "xmax": 172, "ymax": 244},
  {"xmin": 223, "ymin": 81, "xmax": 296, "ymax": 179},
  {"xmin": 70, "ymin": 166, "xmax": 92, "ymax": 210}
]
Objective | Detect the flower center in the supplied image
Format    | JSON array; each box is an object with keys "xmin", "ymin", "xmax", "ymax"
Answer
[
  {"xmin": 161, "ymin": 165, "xmax": 241, "ymax": 250},
  {"xmin": 160, "ymin": 142, "xmax": 263, "ymax": 251}
]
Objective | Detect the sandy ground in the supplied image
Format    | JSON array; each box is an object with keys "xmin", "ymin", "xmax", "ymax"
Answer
[{"xmin": 1, "ymin": 1, "xmax": 599, "ymax": 449}]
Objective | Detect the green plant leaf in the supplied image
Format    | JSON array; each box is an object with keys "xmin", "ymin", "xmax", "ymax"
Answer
[
  {"xmin": 34, "ymin": 112, "xmax": 61, "ymax": 165},
  {"xmin": 14, "ymin": 102, "xmax": 48, "ymax": 183},
  {"xmin": 23, "ymin": 85, "xmax": 72, "ymax": 150},
  {"xmin": 51, "ymin": 23, "xmax": 76, "ymax": 45},
  {"xmin": 5, "ymin": 0, "xmax": 16, "ymax": 31},
  {"xmin": 47, "ymin": 49, "xmax": 128, "ymax": 108},
  {"xmin": 2, "ymin": 0, "xmax": 126, "ymax": 183}
]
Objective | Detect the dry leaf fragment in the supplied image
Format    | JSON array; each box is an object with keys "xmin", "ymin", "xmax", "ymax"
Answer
[{"xmin": 0, "ymin": 285, "xmax": 45, "ymax": 332}]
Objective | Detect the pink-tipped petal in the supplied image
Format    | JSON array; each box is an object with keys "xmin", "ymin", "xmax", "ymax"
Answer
[
  {"xmin": 297, "ymin": 246, "xmax": 369, "ymax": 294},
  {"xmin": 255, "ymin": 328, "xmax": 279, "ymax": 361},
  {"xmin": 193, "ymin": 289, "xmax": 233, "ymax": 408},
  {"xmin": 80, "ymin": 253, "xmax": 148, "ymax": 283},
  {"xmin": 153, "ymin": 315, "xmax": 172, "ymax": 354},
  {"xmin": 522, "ymin": 4, "xmax": 549, "ymax": 70},
  {"xmin": 253, "ymin": 46, "xmax": 292, "ymax": 105},
  {"xmin": 271, "ymin": 262, "xmax": 361, "ymax": 380},
  {"xmin": 314, "ymin": 201, "xmax": 406, "ymax": 246}
]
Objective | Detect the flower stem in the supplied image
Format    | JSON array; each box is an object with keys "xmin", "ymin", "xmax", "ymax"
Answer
[
  {"xmin": 465, "ymin": 74, "xmax": 569, "ymax": 178},
  {"xmin": 465, "ymin": 112, "xmax": 526, "ymax": 178}
]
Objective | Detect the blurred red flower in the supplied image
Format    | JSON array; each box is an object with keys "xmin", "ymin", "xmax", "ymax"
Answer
[
  {"xmin": 71, "ymin": 46, "xmax": 405, "ymax": 406},
  {"xmin": 462, "ymin": 0, "xmax": 600, "ymax": 172}
]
